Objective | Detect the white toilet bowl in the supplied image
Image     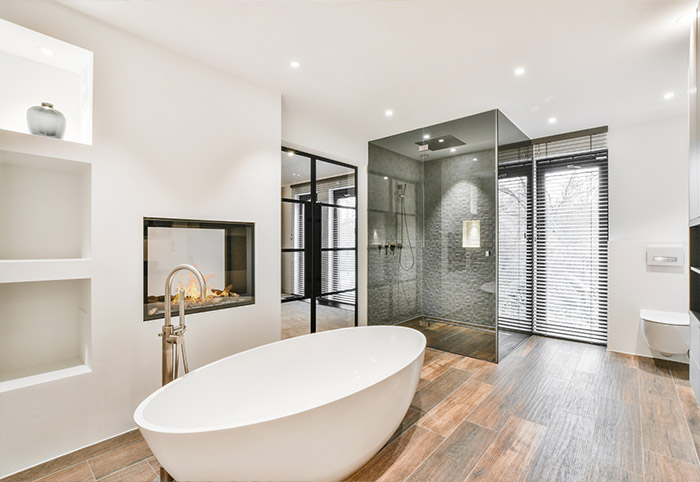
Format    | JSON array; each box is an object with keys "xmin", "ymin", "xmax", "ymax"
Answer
[{"xmin": 640, "ymin": 309, "xmax": 689, "ymax": 356}]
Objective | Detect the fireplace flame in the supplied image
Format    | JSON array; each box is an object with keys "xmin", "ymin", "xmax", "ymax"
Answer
[{"xmin": 169, "ymin": 260, "xmax": 237, "ymax": 306}]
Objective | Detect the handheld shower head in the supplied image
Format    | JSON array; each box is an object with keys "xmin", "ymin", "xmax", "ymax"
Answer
[{"xmin": 397, "ymin": 183, "xmax": 407, "ymax": 198}]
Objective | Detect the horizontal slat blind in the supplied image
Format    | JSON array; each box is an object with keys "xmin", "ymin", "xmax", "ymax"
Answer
[
  {"xmin": 498, "ymin": 163, "xmax": 532, "ymax": 333},
  {"xmin": 534, "ymin": 150, "xmax": 608, "ymax": 344},
  {"xmin": 292, "ymin": 174, "xmax": 357, "ymax": 306}
]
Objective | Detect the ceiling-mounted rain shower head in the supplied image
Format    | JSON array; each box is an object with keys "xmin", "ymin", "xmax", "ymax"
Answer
[{"xmin": 415, "ymin": 134, "xmax": 466, "ymax": 152}]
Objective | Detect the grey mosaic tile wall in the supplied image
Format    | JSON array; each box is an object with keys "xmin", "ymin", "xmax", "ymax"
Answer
[
  {"xmin": 422, "ymin": 149, "xmax": 496, "ymax": 328},
  {"xmin": 368, "ymin": 145, "xmax": 497, "ymax": 328}
]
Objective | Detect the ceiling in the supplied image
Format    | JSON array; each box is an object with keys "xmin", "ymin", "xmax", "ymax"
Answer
[{"xmin": 59, "ymin": 0, "xmax": 696, "ymax": 144}]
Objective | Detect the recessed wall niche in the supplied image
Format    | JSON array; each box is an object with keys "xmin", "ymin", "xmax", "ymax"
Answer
[
  {"xmin": 0, "ymin": 279, "xmax": 91, "ymax": 388},
  {"xmin": 0, "ymin": 19, "xmax": 93, "ymax": 144},
  {"xmin": 0, "ymin": 150, "xmax": 91, "ymax": 260}
]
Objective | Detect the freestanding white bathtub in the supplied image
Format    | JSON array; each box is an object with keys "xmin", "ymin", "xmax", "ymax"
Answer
[{"xmin": 134, "ymin": 326, "xmax": 426, "ymax": 482}]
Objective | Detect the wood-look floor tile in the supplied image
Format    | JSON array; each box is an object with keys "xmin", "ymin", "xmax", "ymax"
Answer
[
  {"xmin": 88, "ymin": 440, "xmax": 152, "ymax": 480},
  {"xmin": 675, "ymin": 383, "xmax": 700, "ymax": 461},
  {"xmin": 644, "ymin": 450, "xmax": 700, "ymax": 482},
  {"xmin": 466, "ymin": 378, "xmax": 518, "ymax": 431},
  {"xmin": 420, "ymin": 351, "xmax": 464, "ymax": 382},
  {"xmin": 526, "ymin": 410, "xmax": 595, "ymax": 482},
  {"xmin": 145, "ymin": 457, "xmax": 160, "ymax": 474},
  {"xmin": 452, "ymin": 356, "xmax": 493, "ymax": 374},
  {"xmin": 607, "ymin": 351, "xmax": 638, "ymax": 369},
  {"xmin": 418, "ymin": 379, "xmax": 493, "ymax": 436},
  {"xmin": 516, "ymin": 376, "xmax": 570, "ymax": 426},
  {"xmin": 387, "ymin": 407, "xmax": 424, "ymax": 445},
  {"xmin": 98, "ymin": 461, "xmax": 156, "ymax": 482},
  {"xmin": 585, "ymin": 462, "xmax": 642, "ymax": 482},
  {"xmin": 1, "ymin": 431, "xmax": 142, "ymax": 482},
  {"xmin": 576, "ymin": 345, "xmax": 608, "ymax": 374},
  {"xmin": 669, "ymin": 361, "xmax": 691, "ymax": 387},
  {"xmin": 35, "ymin": 462, "xmax": 95, "ymax": 482},
  {"xmin": 638, "ymin": 356, "xmax": 676, "ymax": 400},
  {"xmin": 410, "ymin": 368, "xmax": 471, "ymax": 413},
  {"xmin": 347, "ymin": 425, "xmax": 444, "ymax": 482},
  {"xmin": 641, "ymin": 394, "xmax": 698, "ymax": 464},
  {"xmin": 465, "ymin": 415, "xmax": 546, "ymax": 482},
  {"xmin": 588, "ymin": 397, "xmax": 643, "ymax": 475},
  {"xmin": 559, "ymin": 373, "xmax": 601, "ymax": 420},
  {"xmin": 405, "ymin": 420, "xmax": 496, "ymax": 482}
]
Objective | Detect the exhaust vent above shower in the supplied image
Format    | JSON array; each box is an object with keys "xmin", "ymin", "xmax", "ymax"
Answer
[{"xmin": 415, "ymin": 135, "xmax": 466, "ymax": 152}]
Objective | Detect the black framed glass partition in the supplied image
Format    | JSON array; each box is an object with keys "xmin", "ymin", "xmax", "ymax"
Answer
[{"xmin": 281, "ymin": 148, "xmax": 358, "ymax": 338}]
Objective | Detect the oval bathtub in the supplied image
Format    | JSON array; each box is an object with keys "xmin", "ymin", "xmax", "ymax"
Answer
[{"xmin": 134, "ymin": 326, "xmax": 426, "ymax": 482}]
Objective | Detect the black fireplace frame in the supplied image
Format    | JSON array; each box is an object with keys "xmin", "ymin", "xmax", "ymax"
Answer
[{"xmin": 143, "ymin": 217, "xmax": 255, "ymax": 321}]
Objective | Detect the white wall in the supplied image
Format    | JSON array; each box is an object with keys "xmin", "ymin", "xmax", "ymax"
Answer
[
  {"xmin": 608, "ymin": 113, "xmax": 690, "ymax": 362},
  {"xmin": 0, "ymin": 1, "xmax": 281, "ymax": 476},
  {"xmin": 282, "ymin": 107, "xmax": 370, "ymax": 324}
]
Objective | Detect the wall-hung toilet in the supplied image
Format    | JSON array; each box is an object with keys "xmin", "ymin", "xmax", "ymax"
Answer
[{"xmin": 640, "ymin": 309, "xmax": 690, "ymax": 357}]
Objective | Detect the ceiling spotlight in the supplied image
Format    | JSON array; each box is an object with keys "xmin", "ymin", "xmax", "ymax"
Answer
[
  {"xmin": 438, "ymin": 138, "xmax": 444, "ymax": 143},
  {"xmin": 450, "ymin": 148, "xmax": 456, "ymax": 153},
  {"xmin": 664, "ymin": 92, "xmax": 675, "ymax": 100},
  {"xmin": 514, "ymin": 67, "xmax": 525, "ymax": 76},
  {"xmin": 548, "ymin": 117, "xmax": 557, "ymax": 124},
  {"xmin": 290, "ymin": 60, "xmax": 301, "ymax": 69},
  {"xmin": 472, "ymin": 157, "xmax": 478, "ymax": 161},
  {"xmin": 383, "ymin": 176, "xmax": 388, "ymax": 180},
  {"xmin": 39, "ymin": 47, "xmax": 54, "ymax": 56},
  {"xmin": 385, "ymin": 109, "xmax": 394, "ymax": 117},
  {"xmin": 287, "ymin": 151, "xmax": 295, "ymax": 157},
  {"xmin": 423, "ymin": 134, "xmax": 430, "ymax": 139}
]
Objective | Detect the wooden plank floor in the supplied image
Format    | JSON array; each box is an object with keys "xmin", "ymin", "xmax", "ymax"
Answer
[
  {"xmin": 350, "ymin": 336, "xmax": 700, "ymax": 482},
  {"xmin": 4, "ymin": 336, "xmax": 700, "ymax": 482}
]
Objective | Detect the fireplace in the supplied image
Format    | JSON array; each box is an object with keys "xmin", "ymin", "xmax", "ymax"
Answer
[{"xmin": 143, "ymin": 217, "xmax": 254, "ymax": 321}]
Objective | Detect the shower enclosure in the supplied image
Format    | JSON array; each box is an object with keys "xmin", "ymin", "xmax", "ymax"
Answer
[{"xmin": 368, "ymin": 110, "xmax": 532, "ymax": 362}]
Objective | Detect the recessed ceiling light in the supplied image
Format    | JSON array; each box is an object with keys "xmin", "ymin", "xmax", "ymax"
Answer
[
  {"xmin": 472, "ymin": 157, "xmax": 478, "ymax": 161},
  {"xmin": 548, "ymin": 117, "xmax": 557, "ymax": 124},
  {"xmin": 514, "ymin": 67, "xmax": 525, "ymax": 76},
  {"xmin": 39, "ymin": 47, "xmax": 54, "ymax": 56},
  {"xmin": 664, "ymin": 92, "xmax": 675, "ymax": 100},
  {"xmin": 423, "ymin": 134, "xmax": 430, "ymax": 139},
  {"xmin": 287, "ymin": 151, "xmax": 295, "ymax": 157},
  {"xmin": 438, "ymin": 138, "xmax": 444, "ymax": 143},
  {"xmin": 450, "ymin": 148, "xmax": 456, "ymax": 153},
  {"xmin": 290, "ymin": 60, "xmax": 301, "ymax": 69},
  {"xmin": 383, "ymin": 176, "xmax": 388, "ymax": 180},
  {"xmin": 385, "ymin": 109, "xmax": 394, "ymax": 117}
]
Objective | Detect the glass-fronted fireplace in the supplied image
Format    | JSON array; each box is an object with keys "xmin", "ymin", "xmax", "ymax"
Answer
[{"xmin": 143, "ymin": 217, "xmax": 254, "ymax": 320}]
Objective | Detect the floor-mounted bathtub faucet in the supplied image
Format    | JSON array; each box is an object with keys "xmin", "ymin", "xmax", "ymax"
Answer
[
  {"xmin": 160, "ymin": 264, "xmax": 206, "ymax": 386},
  {"xmin": 159, "ymin": 264, "xmax": 206, "ymax": 482}
]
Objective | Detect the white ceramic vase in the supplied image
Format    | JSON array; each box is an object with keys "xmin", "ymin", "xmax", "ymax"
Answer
[{"xmin": 26, "ymin": 102, "xmax": 66, "ymax": 139}]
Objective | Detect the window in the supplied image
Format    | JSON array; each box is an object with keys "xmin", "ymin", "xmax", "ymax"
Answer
[
  {"xmin": 534, "ymin": 151, "xmax": 609, "ymax": 344},
  {"xmin": 498, "ymin": 128, "xmax": 608, "ymax": 345}
]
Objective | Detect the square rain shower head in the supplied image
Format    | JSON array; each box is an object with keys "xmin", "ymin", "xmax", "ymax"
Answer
[{"xmin": 415, "ymin": 135, "xmax": 466, "ymax": 152}]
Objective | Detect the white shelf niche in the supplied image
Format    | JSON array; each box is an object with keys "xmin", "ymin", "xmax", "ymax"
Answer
[
  {"xmin": 0, "ymin": 279, "xmax": 91, "ymax": 392},
  {"xmin": 0, "ymin": 18, "xmax": 93, "ymax": 145},
  {"xmin": 0, "ymin": 150, "xmax": 91, "ymax": 260}
]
